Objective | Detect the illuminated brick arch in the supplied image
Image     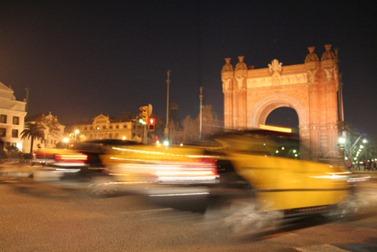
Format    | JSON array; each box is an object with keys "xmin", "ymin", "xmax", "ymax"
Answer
[
  {"xmin": 250, "ymin": 94, "xmax": 308, "ymax": 128},
  {"xmin": 221, "ymin": 45, "xmax": 344, "ymax": 160}
]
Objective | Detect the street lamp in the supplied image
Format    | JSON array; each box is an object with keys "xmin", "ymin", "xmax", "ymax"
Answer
[
  {"xmin": 163, "ymin": 139, "xmax": 170, "ymax": 147},
  {"xmin": 62, "ymin": 137, "xmax": 70, "ymax": 144},
  {"xmin": 338, "ymin": 136, "xmax": 346, "ymax": 145},
  {"xmin": 62, "ymin": 137, "xmax": 70, "ymax": 148}
]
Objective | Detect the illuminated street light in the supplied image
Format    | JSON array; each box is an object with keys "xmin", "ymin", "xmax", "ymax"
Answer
[
  {"xmin": 138, "ymin": 118, "xmax": 147, "ymax": 125},
  {"xmin": 362, "ymin": 138, "xmax": 368, "ymax": 144},
  {"xmin": 62, "ymin": 137, "xmax": 70, "ymax": 144},
  {"xmin": 338, "ymin": 136, "xmax": 346, "ymax": 145},
  {"xmin": 74, "ymin": 129, "xmax": 80, "ymax": 135},
  {"xmin": 163, "ymin": 139, "xmax": 170, "ymax": 147}
]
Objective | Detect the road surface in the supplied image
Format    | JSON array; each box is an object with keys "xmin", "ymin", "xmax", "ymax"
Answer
[{"xmin": 0, "ymin": 175, "xmax": 376, "ymax": 251}]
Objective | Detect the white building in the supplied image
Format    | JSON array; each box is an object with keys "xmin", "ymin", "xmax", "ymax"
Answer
[
  {"xmin": 72, "ymin": 114, "xmax": 134, "ymax": 141},
  {"xmin": 0, "ymin": 82, "xmax": 27, "ymax": 151},
  {"xmin": 22, "ymin": 113, "xmax": 66, "ymax": 152}
]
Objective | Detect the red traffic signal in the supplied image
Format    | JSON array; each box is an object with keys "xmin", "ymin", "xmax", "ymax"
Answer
[
  {"xmin": 148, "ymin": 117, "xmax": 156, "ymax": 125},
  {"xmin": 148, "ymin": 117, "xmax": 157, "ymax": 131}
]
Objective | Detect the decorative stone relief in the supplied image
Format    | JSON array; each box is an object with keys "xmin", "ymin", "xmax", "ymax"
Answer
[
  {"xmin": 222, "ymin": 79, "xmax": 232, "ymax": 92},
  {"xmin": 268, "ymin": 59, "xmax": 283, "ymax": 76},
  {"xmin": 306, "ymin": 70, "xmax": 317, "ymax": 83},
  {"xmin": 235, "ymin": 78, "xmax": 246, "ymax": 90},
  {"xmin": 324, "ymin": 68, "xmax": 335, "ymax": 81}
]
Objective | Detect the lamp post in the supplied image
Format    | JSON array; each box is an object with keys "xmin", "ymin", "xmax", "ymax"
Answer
[
  {"xmin": 164, "ymin": 70, "xmax": 171, "ymax": 142},
  {"xmin": 74, "ymin": 129, "xmax": 80, "ymax": 143},
  {"xmin": 339, "ymin": 133, "xmax": 369, "ymax": 169},
  {"xmin": 199, "ymin": 86, "xmax": 203, "ymax": 140}
]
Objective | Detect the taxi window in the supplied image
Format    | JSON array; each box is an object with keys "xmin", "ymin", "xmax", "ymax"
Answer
[
  {"xmin": 268, "ymin": 137, "xmax": 301, "ymax": 159},
  {"xmin": 218, "ymin": 133, "xmax": 302, "ymax": 159}
]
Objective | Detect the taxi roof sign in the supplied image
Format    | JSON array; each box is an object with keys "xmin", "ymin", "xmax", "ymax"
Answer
[{"xmin": 259, "ymin": 124, "xmax": 293, "ymax": 133}]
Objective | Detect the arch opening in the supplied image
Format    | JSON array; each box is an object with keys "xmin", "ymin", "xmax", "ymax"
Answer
[{"xmin": 265, "ymin": 107, "xmax": 299, "ymax": 132}]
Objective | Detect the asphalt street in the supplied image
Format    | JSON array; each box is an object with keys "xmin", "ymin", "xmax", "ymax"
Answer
[{"xmin": 0, "ymin": 175, "xmax": 377, "ymax": 252}]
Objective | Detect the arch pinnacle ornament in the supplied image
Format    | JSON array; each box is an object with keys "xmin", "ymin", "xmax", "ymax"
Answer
[{"xmin": 268, "ymin": 59, "xmax": 283, "ymax": 76}]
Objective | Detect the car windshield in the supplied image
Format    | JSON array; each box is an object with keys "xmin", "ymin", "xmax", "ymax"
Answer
[{"xmin": 203, "ymin": 130, "xmax": 305, "ymax": 159}]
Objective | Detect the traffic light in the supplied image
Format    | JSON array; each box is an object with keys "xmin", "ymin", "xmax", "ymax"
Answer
[{"xmin": 148, "ymin": 117, "xmax": 156, "ymax": 131}]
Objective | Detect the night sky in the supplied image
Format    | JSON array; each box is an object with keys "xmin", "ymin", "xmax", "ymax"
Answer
[{"xmin": 1, "ymin": 1, "xmax": 376, "ymax": 140}]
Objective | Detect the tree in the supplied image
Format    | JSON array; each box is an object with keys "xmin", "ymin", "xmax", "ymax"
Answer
[
  {"xmin": 39, "ymin": 113, "xmax": 61, "ymax": 139},
  {"xmin": 21, "ymin": 121, "xmax": 45, "ymax": 154},
  {"xmin": 182, "ymin": 115, "xmax": 199, "ymax": 143},
  {"xmin": 201, "ymin": 105, "xmax": 221, "ymax": 137},
  {"xmin": 182, "ymin": 105, "xmax": 222, "ymax": 143}
]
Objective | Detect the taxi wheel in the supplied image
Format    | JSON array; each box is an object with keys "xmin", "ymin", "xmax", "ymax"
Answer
[
  {"xmin": 87, "ymin": 176, "xmax": 119, "ymax": 197},
  {"xmin": 205, "ymin": 195, "xmax": 283, "ymax": 237}
]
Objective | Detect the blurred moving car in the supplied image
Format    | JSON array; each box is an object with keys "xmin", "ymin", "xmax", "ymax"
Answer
[
  {"xmin": 102, "ymin": 129, "xmax": 353, "ymax": 232},
  {"xmin": 32, "ymin": 148, "xmax": 88, "ymax": 180},
  {"xmin": 33, "ymin": 148, "xmax": 88, "ymax": 168},
  {"xmin": 73, "ymin": 139, "xmax": 142, "ymax": 173},
  {"xmin": 32, "ymin": 140, "xmax": 142, "ymax": 182}
]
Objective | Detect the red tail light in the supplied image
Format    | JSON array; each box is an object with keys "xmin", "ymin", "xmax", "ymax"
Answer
[
  {"xmin": 54, "ymin": 154, "xmax": 87, "ymax": 162},
  {"xmin": 152, "ymin": 157, "xmax": 219, "ymax": 184},
  {"xmin": 199, "ymin": 158, "xmax": 219, "ymax": 176}
]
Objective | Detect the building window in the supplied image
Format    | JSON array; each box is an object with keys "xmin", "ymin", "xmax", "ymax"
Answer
[
  {"xmin": 13, "ymin": 116, "xmax": 20, "ymax": 125},
  {"xmin": 124, "ymin": 124, "xmax": 128, "ymax": 129},
  {"xmin": 103, "ymin": 125, "xmax": 107, "ymax": 129},
  {"xmin": 0, "ymin": 128, "xmax": 6, "ymax": 137},
  {"xmin": 116, "ymin": 125, "xmax": 119, "ymax": 129},
  {"xmin": 0, "ymin": 114, "xmax": 7, "ymax": 124},
  {"xmin": 109, "ymin": 125, "xmax": 113, "ymax": 129},
  {"xmin": 12, "ymin": 129, "xmax": 18, "ymax": 138}
]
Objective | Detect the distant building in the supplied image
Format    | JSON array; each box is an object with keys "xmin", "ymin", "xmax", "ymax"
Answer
[
  {"xmin": 0, "ymin": 82, "xmax": 27, "ymax": 151},
  {"xmin": 71, "ymin": 114, "xmax": 134, "ymax": 141},
  {"xmin": 22, "ymin": 113, "xmax": 65, "ymax": 152}
]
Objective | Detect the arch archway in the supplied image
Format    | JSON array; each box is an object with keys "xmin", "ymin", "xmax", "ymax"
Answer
[
  {"xmin": 265, "ymin": 107, "xmax": 299, "ymax": 130},
  {"xmin": 221, "ymin": 47, "xmax": 343, "ymax": 161}
]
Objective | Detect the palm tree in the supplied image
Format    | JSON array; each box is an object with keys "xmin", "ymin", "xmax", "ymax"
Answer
[{"xmin": 21, "ymin": 121, "xmax": 45, "ymax": 155}]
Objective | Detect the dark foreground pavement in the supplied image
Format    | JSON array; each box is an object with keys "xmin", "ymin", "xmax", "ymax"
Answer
[{"xmin": 0, "ymin": 176, "xmax": 377, "ymax": 252}]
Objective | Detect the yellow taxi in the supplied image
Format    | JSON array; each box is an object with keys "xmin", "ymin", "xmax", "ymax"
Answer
[{"xmin": 102, "ymin": 128, "xmax": 353, "ymax": 226}]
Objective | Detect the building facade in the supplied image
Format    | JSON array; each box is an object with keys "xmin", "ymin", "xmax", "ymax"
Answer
[
  {"xmin": 22, "ymin": 113, "xmax": 65, "ymax": 152},
  {"xmin": 72, "ymin": 114, "xmax": 133, "ymax": 141},
  {"xmin": 0, "ymin": 82, "xmax": 27, "ymax": 151},
  {"xmin": 222, "ymin": 45, "xmax": 343, "ymax": 160}
]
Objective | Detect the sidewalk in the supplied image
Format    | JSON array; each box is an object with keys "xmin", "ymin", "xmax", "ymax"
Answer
[
  {"xmin": 351, "ymin": 171, "xmax": 377, "ymax": 179},
  {"xmin": 0, "ymin": 160, "xmax": 35, "ymax": 178}
]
